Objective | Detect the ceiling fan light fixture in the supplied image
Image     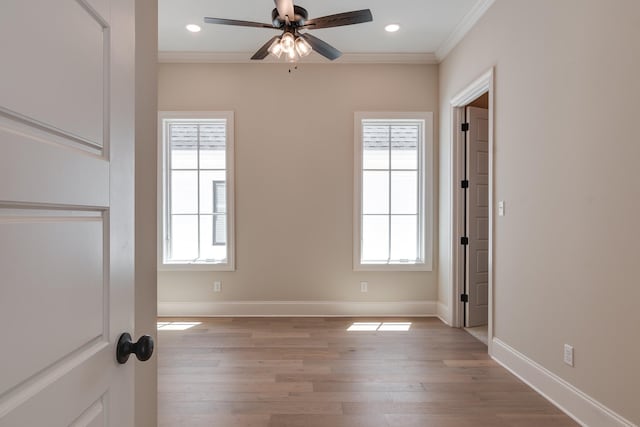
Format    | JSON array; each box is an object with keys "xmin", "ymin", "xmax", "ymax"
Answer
[
  {"xmin": 186, "ymin": 24, "xmax": 201, "ymax": 33},
  {"xmin": 203, "ymin": 4, "xmax": 373, "ymax": 62},
  {"xmin": 268, "ymin": 37, "xmax": 284, "ymax": 58},
  {"xmin": 295, "ymin": 36, "xmax": 312, "ymax": 57}
]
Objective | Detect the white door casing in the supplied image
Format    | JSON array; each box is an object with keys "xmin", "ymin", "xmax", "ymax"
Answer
[
  {"xmin": 0, "ymin": 0, "xmax": 135, "ymax": 426},
  {"xmin": 465, "ymin": 106, "xmax": 489, "ymax": 327}
]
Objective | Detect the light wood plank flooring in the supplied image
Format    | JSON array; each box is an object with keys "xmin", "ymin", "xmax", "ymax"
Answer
[{"xmin": 158, "ymin": 317, "xmax": 577, "ymax": 427}]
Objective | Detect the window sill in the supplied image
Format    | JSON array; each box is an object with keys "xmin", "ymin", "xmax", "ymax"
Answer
[
  {"xmin": 158, "ymin": 263, "xmax": 235, "ymax": 272},
  {"xmin": 353, "ymin": 263, "xmax": 432, "ymax": 272}
]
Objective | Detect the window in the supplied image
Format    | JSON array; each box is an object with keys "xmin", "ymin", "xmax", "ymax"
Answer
[
  {"xmin": 159, "ymin": 112, "xmax": 235, "ymax": 270},
  {"xmin": 354, "ymin": 112, "xmax": 432, "ymax": 271}
]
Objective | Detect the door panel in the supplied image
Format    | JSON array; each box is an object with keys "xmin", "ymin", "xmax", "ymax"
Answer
[
  {"xmin": 477, "ymin": 152, "xmax": 489, "ymax": 175},
  {"xmin": 69, "ymin": 399, "xmax": 106, "ymax": 427},
  {"xmin": 0, "ymin": 123, "xmax": 109, "ymax": 206},
  {"xmin": 466, "ymin": 106, "xmax": 489, "ymax": 327},
  {"xmin": 0, "ymin": 215, "xmax": 104, "ymax": 396},
  {"xmin": 0, "ymin": 0, "xmax": 134, "ymax": 425},
  {"xmin": 0, "ymin": 0, "xmax": 106, "ymax": 147}
]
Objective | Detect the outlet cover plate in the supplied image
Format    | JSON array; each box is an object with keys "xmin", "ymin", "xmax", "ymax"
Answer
[{"xmin": 563, "ymin": 344, "xmax": 574, "ymax": 366}]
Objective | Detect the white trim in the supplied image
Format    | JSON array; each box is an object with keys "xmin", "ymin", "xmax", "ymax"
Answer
[
  {"xmin": 492, "ymin": 338, "xmax": 637, "ymax": 427},
  {"xmin": 436, "ymin": 302, "xmax": 451, "ymax": 326},
  {"xmin": 157, "ymin": 111, "xmax": 236, "ymax": 271},
  {"xmin": 158, "ymin": 51, "xmax": 438, "ymax": 64},
  {"xmin": 447, "ymin": 68, "xmax": 494, "ymax": 351},
  {"xmin": 353, "ymin": 112, "xmax": 434, "ymax": 272},
  {"xmin": 158, "ymin": 300, "xmax": 438, "ymax": 317},
  {"xmin": 435, "ymin": 0, "xmax": 496, "ymax": 61},
  {"xmin": 450, "ymin": 69, "xmax": 494, "ymax": 106}
]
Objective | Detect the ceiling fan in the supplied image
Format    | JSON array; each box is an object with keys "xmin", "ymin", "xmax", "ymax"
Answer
[{"xmin": 203, "ymin": 0, "xmax": 373, "ymax": 61}]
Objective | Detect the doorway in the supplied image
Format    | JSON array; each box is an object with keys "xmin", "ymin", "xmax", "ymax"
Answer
[
  {"xmin": 449, "ymin": 69, "xmax": 494, "ymax": 349},
  {"xmin": 462, "ymin": 96, "xmax": 489, "ymax": 343}
]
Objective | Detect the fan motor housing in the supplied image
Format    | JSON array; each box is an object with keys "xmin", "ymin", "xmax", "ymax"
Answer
[{"xmin": 272, "ymin": 6, "xmax": 308, "ymax": 27}]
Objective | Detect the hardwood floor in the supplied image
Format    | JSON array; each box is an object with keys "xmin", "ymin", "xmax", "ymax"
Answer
[{"xmin": 158, "ymin": 317, "xmax": 577, "ymax": 427}]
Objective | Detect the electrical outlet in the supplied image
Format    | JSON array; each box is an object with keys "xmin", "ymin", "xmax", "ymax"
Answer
[
  {"xmin": 498, "ymin": 200, "xmax": 505, "ymax": 216},
  {"xmin": 360, "ymin": 281, "xmax": 368, "ymax": 293},
  {"xmin": 213, "ymin": 281, "xmax": 221, "ymax": 292},
  {"xmin": 563, "ymin": 344, "xmax": 574, "ymax": 367}
]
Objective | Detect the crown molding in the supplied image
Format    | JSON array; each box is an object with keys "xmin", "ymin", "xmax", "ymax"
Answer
[
  {"xmin": 158, "ymin": 51, "xmax": 438, "ymax": 65},
  {"xmin": 435, "ymin": 0, "xmax": 496, "ymax": 62}
]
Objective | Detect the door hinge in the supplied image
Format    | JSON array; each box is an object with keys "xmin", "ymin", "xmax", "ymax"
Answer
[
  {"xmin": 461, "ymin": 123, "xmax": 469, "ymax": 132},
  {"xmin": 461, "ymin": 236, "xmax": 469, "ymax": 245},
  {"xmin": 461, "ymin": 180, "xmax": 469, "ymax": 189},
  {"xmin": 460, "ymin": 294, "xmax": 469, "ymax": 303}
]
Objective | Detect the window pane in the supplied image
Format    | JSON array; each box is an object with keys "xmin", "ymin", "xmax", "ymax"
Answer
[
  {"xmin": 362, "ymin": 215, "xmax": 389, "ymax": 263},
  {"xmin": 363, "ymin": 124, "xmax": 389, "ymax": 170},
  {"xmin": 391, "ymin": 171, "xmax": 418, "ymax": 214},
  {"xmin": 391, "ymin": 125, "xmax": 419, "ymax": 169},
  {"xmin": 199, "ymin": 171, "xmax": 226, "ymax": 214},
  {"xmin": 199, "ymin": 123, "xmax": 226, "ymax": 169},
  {"xmin": 390, "ymin": 215, "xmax": 418, "ymax": 261},
  {"xmin": 362, "ymin": 171, "xmax": 389, "ymax": 214},
  {"xmin": 171, "ymin": 171, "xmax": 198, "ymax": 214},
  {"xmin": 170, "ymin": 215, "xmax": 198, "ymax": 260},
  {"xmin": 213, "ymin": 214, "xmax": 227, "ymax": 245},
  {"xmin": 170, "ymin": 124, "xmax": 198, "ymax": 169},
  {"xmin": 213, "ymin": 182, "xmax": 226, "ymax": 213},
  {"xmin": 199, "ymin": 214, "xmax": 227, "ymax": 261}
]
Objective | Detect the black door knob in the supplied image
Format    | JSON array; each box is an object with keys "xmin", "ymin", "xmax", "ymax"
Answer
[{"xmin": 116, "ymin": 333, "xmax": 154, "ymax": 364}]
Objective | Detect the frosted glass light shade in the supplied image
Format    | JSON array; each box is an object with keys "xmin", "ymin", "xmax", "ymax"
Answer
[
  {"xmin": 295, "ymin": 37, "xmax": 312, "ymax": 57},
  {"xmin": 268, "ymin": 38, "xmax": 283, "ymax": 58},
  {"xmin": 286, "ymin": 47, "xmax": 297, "ymax": 62},
  {"xmin": 281, "ymin": 32, "xmax": 295, "ymax": 52}
]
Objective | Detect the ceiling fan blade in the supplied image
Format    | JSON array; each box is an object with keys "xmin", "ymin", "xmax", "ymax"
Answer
[
  {"xmin": 274, "ymin": 0, "xmax": 295, "ymax": 21},
  {"xmin": 302, "ymin": 9, "xmax": 373, "ymax": 30},
  {"xmin": 204, "ymin": 17, "xmax": 277, "ymax": 29},
  {"xmin": 298, "ymin": 33, "xmax": 342, "ymax": 61},
  {"xmin": 251, "ymin": 35, "xmax": 280, "ymax": 60}
]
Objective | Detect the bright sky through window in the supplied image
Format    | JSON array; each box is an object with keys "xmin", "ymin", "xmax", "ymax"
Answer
[
  {"xmin": 161, "ymin": 112, "xmax": 235, "ymax": 270},
  {"xmin": 360, "ymin": 120, "xmax": 425, "ymax": 265},
  {"xmin": 354, "ymin": 112, "xmax": 433, "ymax": 271}
]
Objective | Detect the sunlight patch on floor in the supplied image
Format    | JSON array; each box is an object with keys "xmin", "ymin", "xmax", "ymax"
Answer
[
  {"xmin": 157, "ymin": 321, "xmax": 202, "ymax": 331},
  {"xmin": 347, "ymin": 322, "xmax": 411, "ymax": 332}
]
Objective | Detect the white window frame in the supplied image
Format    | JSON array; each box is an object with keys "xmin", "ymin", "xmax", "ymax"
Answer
[
  {"xmin": 158, "ymin": 111, "xmax": 235, "ymax": 271},
  {"xmin": 353, "ymin": 112, "xmax": 433, "ymax": 272}
]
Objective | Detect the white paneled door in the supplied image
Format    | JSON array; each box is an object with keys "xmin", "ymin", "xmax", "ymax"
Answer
[
  {"xmin": 465, "ymin": 106, "xmax": 489, "ymax": 327},
  {"xmin": 0, "ymin": 1, "xmax": 136, "ymax": 426}
]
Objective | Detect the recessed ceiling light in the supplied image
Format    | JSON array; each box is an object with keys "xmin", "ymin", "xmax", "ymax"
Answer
[
  {"xmin": 186, "ymin": 24, "xmax": 201, "ymax": 33},
  {"xmin": 385, "ymin": 24, "xmax": 400, "ymax": 33}
]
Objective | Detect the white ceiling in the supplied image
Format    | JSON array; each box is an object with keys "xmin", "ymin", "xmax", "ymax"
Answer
[{"xmin": 159, "ymin": 0, "xmax": 487, "ymax": 59}]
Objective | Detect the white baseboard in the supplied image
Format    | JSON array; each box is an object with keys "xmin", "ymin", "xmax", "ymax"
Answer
[
  {"xmin": 158, "ymin": 300, "xmax": 437, "ymax": 318},
  {"xmin": 437, "ymin": 301, "xmax": 451, "ymax": 325},
  {"xmin": 491, "ymin": 338, "xmax": 636, "ymax": 427}
]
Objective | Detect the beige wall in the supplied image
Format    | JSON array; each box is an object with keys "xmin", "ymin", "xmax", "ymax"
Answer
[
  {"xmin": 135, "ymin": 1, "xmax": 157, "ymax": 426},
  {"xmin": 439, "ymin": 0, "xmax": 640, "ymax": 423},
  {"xmin": 158, "ymin": 63, "xmax": 439, "ymax": 306}
]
